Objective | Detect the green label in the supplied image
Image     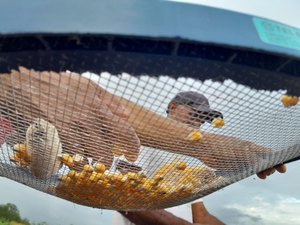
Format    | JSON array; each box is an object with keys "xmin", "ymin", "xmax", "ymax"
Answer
[{"xmin": 253, "ymin": 17, "xmax": 300, "ymax": 51}]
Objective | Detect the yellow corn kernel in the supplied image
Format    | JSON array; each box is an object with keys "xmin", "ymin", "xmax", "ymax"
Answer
[
  {"xmin": 137, "ymin": 171, "xmax": 147, "ymax": 179},
  {"xmin": 83, "ymin": 164, "xmax": 94, "ymax": 173},
  {"xmin": 281, "ymin": 95, "xmax": 299, "ymax": 107},
  {"xmin": 61, "ymin": 177, "xmax": 72, "ymax": 187},
  {"xmin": 77, "ymin": 171, "xmax": 89, "ymax": 180},
  {"xmin": 112, "ymin": 173, "xmax": 123, "ymax": 183},
  {"xmin": 19, "ymin": 159, "xmax": 29, "ymax": 168},
  {"xmin": 94, "ymin": 162, "xmax": 106, "ymax": 173},
  {"xmin": 149, "ymin": 179, "xmax": 160, "ymax": 187},
  {"xmin": 13, "ymin": 143, "xmax": 27, "ymax": 152},
  {"xmin": 60, "ymin": 153, "xmax": 74, "ymax": 168},
  {"xmin": 10, "ymin": 154, "xmax": 27, "ymax": 167},
  {"xmin": 105, "ymin": 172, "xmax": 115, "ymax": 182},
  {"xmin": 154, "ymin": 164, "xmax": 176, "ymax": 176},
  {"xmin": 153, "ymin": 175, "xmax": 164, "ymax": 183},
  {"xmin": 103, "ymin": 182, "xmax": 111, "ymax": 189},
  {"xmin": 115, "ymin": 175, "xmax": 124, "ymax": 187},
  {"xmin": 74, "ymin": 172, "xmax": 81, "ymax": 180},
  {"xmin": 128, "ymin": 180, "xmax": 138, "ymax": 188},
  {"xmin": 186, "ymin": 131, "xmax": 202, "ymax": 141},
  {"xmin": 85, "ymin": 180, "xmax": 94, "ymax": 187},
  {"xmin": 281, "ymin": 95, "xmax": 289, "ymax": 106},
  {"xmin": 67, "ymin": 170, "xmax": 77, "ymax": 178},
  {"xmin": 126, "ymin": 172, "xmax": 138, "ymax": 181},
  {"xmin": 13, "ymin": 144, "xmax": 31, "ymax": 162},
  {"xmin": 140, "ymin": 181, "xmax": 152, "ymax": 191},
  {"xmin": 157, "ymin": 184, "xmax": 171, "ymax": 195},
  {"xmin": 95, "ymin": 172, "xmax": 106, "ymax": 181},
  {"xmin": 89, "ymin": 171, "xmax": 100, "ymax": 183},
  {"xmin": 59, "ymin": 175, "xmax": 69, "ymax": 182},
  {"xmin": 179, "ymin": 185, "xmax": 193, "ymax": 194},
  {"xmin": 9, "ymin": 155, "xmax": 20, "ymax": 163},
  {"xmin": 176, "ymin": 161, "xmax": 187, "ymax": 171},
  {"xmin": 97, "ymin": 179, "xmax": 110, "ymax": 189},
  {"xmin": 96, "ymin": 180, "xmax": 105, "ymax": 187},
  {"xmin": 290, "ymin": 97, "xmax": 299, "ymax": 106},
  {"xmin": 211, "ymin": 117, "xmax": 225, "ymax": 128},
  {"xmin": 75, "ymin": 179, "xmax": 85, "ymax": 186},
  {"xmin": 139, "ymin": 177, "xmax": 147, "ymax": 185},
  {"xmin": 121, "ymin": 174, "xmax": 129, "ymax": 184}
]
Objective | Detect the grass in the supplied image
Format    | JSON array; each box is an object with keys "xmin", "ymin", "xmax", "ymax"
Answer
[
  {"xmin": 0, "ymin": 219, "xmax": 26, "ymax": 225},
  {"xmin": 0, "ymin": 220, "xmax": 9, "ymax": 225}
]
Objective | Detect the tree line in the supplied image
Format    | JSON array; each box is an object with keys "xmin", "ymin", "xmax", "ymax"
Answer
[{"xmin": 0, "ymin": 203, "xmax": 49, "ymax": 225}]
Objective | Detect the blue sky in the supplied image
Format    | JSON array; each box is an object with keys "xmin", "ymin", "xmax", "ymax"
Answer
[{"xmin": 1, "ymin": 1, "xmax": 300, "ymax": 225}]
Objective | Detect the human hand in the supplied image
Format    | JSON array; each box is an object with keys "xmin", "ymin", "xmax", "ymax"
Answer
[
  {"xmin": 256, "ymin": 164, "xmax": 286, "ymax": 179},
  {"xmin": 1, "ymin": 67, "xmax": 141, "ymax": 169}
]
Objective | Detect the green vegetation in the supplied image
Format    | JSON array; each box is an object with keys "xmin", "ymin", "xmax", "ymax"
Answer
[
  {"xmin": 0, "ymin": 220, "xmax": 9, "ymax": 225},
  {"xmin": 0, "ymin": 203, "xmax": 48, "ymax": 225}
]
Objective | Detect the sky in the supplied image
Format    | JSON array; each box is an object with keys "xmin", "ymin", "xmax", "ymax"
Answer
[
  {"xmin": 168, "ymin": 0, "xmax": 300, "ymax": 28},
  {"xmin": 0, "ymin": 1, "xmax": 300, "ymax": 225}
]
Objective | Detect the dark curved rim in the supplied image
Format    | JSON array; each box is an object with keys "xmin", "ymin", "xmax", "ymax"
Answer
[{"xmin": 0, "ymin": 33, "xmax": 299, "ymax": 95}]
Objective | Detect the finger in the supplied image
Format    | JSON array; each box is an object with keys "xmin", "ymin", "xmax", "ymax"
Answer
[
  {"xmin": 256, "ymin": 171, "xmax": 267, "ymax": 179},
  {"xmin": 256, "ymin": 168, "xmax": 275, "ymax": 179},
  {"xmin": 275, "ymin": 164, "xmax": 287, "ymax": 173},
  {"xmin": 266, "ymin": 168, "xmax": 276, "ymax": 176}
]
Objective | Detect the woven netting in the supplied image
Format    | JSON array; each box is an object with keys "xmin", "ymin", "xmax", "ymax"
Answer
[{"xmin": 0, "ymin": 66, "xmax": 299, "ymax": 210}]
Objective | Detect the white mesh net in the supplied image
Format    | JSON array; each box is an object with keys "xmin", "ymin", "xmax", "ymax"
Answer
[{"xmin": 0, "ymin": 66, "xmax": 299, "ymax": 210}]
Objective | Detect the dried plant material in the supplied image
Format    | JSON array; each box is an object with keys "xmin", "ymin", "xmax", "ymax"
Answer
[{"xmin": 26, "ymin": 118, "xmax": 63, "ymax": 179}]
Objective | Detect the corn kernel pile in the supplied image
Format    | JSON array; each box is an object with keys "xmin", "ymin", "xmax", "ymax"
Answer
[
  {"xmin": 54, "ymin": 154, "xmax": 221, "ymax": 210},
  {"xmin": 9, "ymin": 141, "xmax": 224, "ymax": 209},
  {"xmin": 9, "ymin": 143, "xmax": 223, "ymax": 210}
]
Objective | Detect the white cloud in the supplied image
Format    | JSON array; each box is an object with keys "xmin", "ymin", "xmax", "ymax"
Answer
[
  {"xmin": 225, "ymin": 196, "xmax": 300, "ymax": 225},
  {"xmin": 203, "ymin": 161, "xmax": 300, "ymax": 224}
]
